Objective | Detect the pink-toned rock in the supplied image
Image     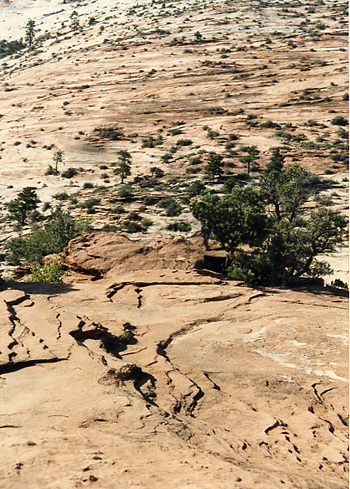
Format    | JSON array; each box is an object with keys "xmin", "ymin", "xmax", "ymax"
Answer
[
  {"xmin": 0, "ymin": 274, "xmax": 348, "ymax": 489},
  {"xmin": 61, "ymin": 232, "xmax": 206, "ymax": 277}
]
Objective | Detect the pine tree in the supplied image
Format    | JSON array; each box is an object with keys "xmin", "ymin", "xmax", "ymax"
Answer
[
  {"xmin": 114, "ymin": 150, "xmax": 132, "ymax": 183},
  {"xmin": 205, "ymin": 153, "xmax": 223, "ymax": 179},
  {"xmin": 25, "ymin": 19, "xmax": 36, "ymax": 47},
  {"xmin": 7, "ymin": 187, "xmax": 40, "ymax": 225},
  {"xmin": 53, "ymin": 150, "xmax": 65, "ymax": 174}
]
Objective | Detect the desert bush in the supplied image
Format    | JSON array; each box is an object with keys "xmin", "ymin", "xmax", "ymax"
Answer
[
  {"xmin": 176, "ymin": 139, "xmax": 193, "ymax": 146},
  {"xmin": 166, "ymin": 201, "xmax": 182, "ymax": 217},
  {"xmin": 94, "ymin": 127, "xmax": 124, "ymax": 140},
  {"xmin": 331, "ymin": 116, "xmax": 348, "ymax": 126},
  {"xmin": 189, "ymin": 157, "xmax": 202, "ymax": 166},
  {"xmin": 54, "ymin": 192, "xmax": 69, "ymax": 201},
  {"xmin": 127, "ymin": 211, "xmax": 141, "ymax": 221},
  {"xmin": 7, "ymin": 208, "xmax": 89, "ymax": 264},
  {"xmin": 207, "ymin": 130, "xmax": 219, "ymax": 139},
  {"xmin": 142, "ymin": 196, "xmax": 156, "ymax": 206},
  {"xmin": 167, "ymin": 221, "xmax": 191, "ymax": 232},
  {"xmin": 112, "ymin": 205, "xmax": 126, "ymax": 214},
  {"xmin": 30, "ymin": 261, "xmax": 65, "ymax": 283},
  {"xmin": 187, "ymin": 180, "xmax": 205, "ymax": 196},
  {"xmin": 330, "ymin": 279, "xmax": 348, "ymax": 290},
  {"xmin": 122, "ymin": 220, "xmax": 143, "ymax": 233},
  {"xmin": 161, "ymin": 153, "xmax": 173, "ymax": 163},
  {"xmin": 61, "ymin": 167, "xmax": 78, "ymax": 178},
  {"xmin": 83, "ymin": 182, "xmax": 94, "ymax": 189},
  {"xmin": 186, "ymin": 167, "xmax": 201, "ymax": 174},
  {"xmin": 118, "ymin": 185, "xmax": 133, "ymax": 199},
  {"xmin": 142, "ymin": 136, "xmax": 163, "ymax": 148}
]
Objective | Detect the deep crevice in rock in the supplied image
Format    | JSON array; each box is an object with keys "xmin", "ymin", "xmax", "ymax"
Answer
[{"xmin": 0, "ymin": 357, "xmax": 67, "ymax": 375}]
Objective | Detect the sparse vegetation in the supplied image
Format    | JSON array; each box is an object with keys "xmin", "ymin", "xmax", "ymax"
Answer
[
  {"xmin": 193, "ymin": 153, "xmax": 347, "ymax": 286},
  {"xmin": 6, "ymin": 208, "xmax": 89, "ymax": 264}
]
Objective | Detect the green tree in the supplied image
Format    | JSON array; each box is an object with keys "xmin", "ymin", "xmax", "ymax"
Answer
[
  {"xmin": 7, "ymin": 187, "xmax": 40, "ymax": 225},
  {"xmin": 239, "ymin": 145, "xmax": 260, "ymax": 176},
  {"xmin": 114, "ymin": 150, "xmax": 132, "ymax": 183},
  {"xmin": 205, "ymin": 153, "xmax": 224, "ymax": 179},
  {"xmin": 265, "ymin": 147, "xmax": 284, "ymax": 174},
  {"xmin": 192, "ymin": 156, "xmax": 347, "ymax": 286},
  {"xmin": 25, "ymin": 19, "xmax": 36, "ymax": 47},
  {"xmin": 192, "ymin": 187, "xmax": 268, "ymax": 253},
  {"xmin": 53, "ymin": 150, "xmax": 65, "ymax": 174}
]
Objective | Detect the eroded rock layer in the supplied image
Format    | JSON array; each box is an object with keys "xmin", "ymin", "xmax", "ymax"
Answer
[{"xmin": 0, "ymin": 269, "xmax": 348, "ymax": 489}]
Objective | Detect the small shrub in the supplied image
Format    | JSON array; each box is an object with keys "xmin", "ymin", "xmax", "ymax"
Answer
[
  {"xmin": 189, "ymin": 157, "xmax": 202, "ymax": 166},
  {"xmin": 167, "ymin": 221, "xmax": 191, "ymax": 232},
  {"xmin": 176, "ymin": 139, "xmax": 193, "ymax": 146},
  {"xmin": 142, "ymin": 196, "xmax": 155, "ymax": 206},
  {"xmin": 141, "ymin": 218, "xmax": 153, "ymax": 228},
  {"xmin": 331, "ymin": 116, "xmax": 348, "ymax": 126},
  {"xmin": 166, "ymin": 201, "xmax": 182, "ymax": 217},
  {"xmin": 54, "ymin": 192, "xmax": 69, "ymax": 200},
  {"xmin": 83, "ymin": 197, "xmax": 101, "ymax": 209},
  {"xmin": 30, "ymin": 261, "xmax": 65, "ymax": 283},
  {"xmin": 122, "ymin": 220, "xmax": 143, "ymax": 233},
  {"xmin": 118, "ymin": 185, "xmax": 133, "ymax": 199},
  {"xmin": 61, "ymin": 167, "xmax": 78, "ymax": 178},
  {"xmin": 187, "ymin": 180, "xmax": 205, "ymax": 196},
  {"xmin": 161, "ymin": 153, "xmax": 173, "ymax": 163},
  {"xmin": 45, "ymin": 165, "xmax": 56, "ymax": 175},
  {"xmin": 330, "ymin": 278, "xmax": 348, "ymax": 290},
  {"xmin": 127, "ymin": 211, "xmax": 141, "ymax": 221},
  {"xmin": 94, "ymin": 126, "xmax": 124, "ymax": 140},
  {"xmin": 100, "ymin": 224, "xmax": 119, "ymax": 232},
  {"xmin": 207, "ymin": 130, "xmax": 219, "ymax": 139},
  {"xmin": 113, "ymin": 205, "xmax": 126, "ymax": 214}
]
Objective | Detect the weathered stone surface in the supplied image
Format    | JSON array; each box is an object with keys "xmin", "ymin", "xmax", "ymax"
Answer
[
  {"xmin": 61, "ymin": 232, "xmax": 206, "ymax": 277},
  {"xmin": 0, "ymin": 269, "xmax": 348, "ymax": 489}
]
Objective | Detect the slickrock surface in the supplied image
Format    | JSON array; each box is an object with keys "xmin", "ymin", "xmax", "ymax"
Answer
[{"xmin": 0, "ymin": 269, "xmax": 348, "ymax": 488}]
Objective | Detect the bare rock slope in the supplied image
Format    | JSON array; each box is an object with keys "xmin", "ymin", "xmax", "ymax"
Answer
[{"xmin": 0, "ymin": 245, "xmax": 348, "ymax": 488}]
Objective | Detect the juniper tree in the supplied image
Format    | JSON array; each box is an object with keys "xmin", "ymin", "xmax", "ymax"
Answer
[{"xmin": 192, "ymin": 152, "xmax": 347, "ymax": 286}]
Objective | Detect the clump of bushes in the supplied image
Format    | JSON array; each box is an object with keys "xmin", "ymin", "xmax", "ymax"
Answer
[
  {"xmin": 176, "ymin": 139, "xmax": 193, "ymax": 146},
  {"xmin": 61, "ymin": 167, "xmax": 78, "ymax": 178},
  {"xmin": 141, "ymin": 136, "xmax": 163, "ymax": 148},
  {"xmin": 331, "ymin": 116, "xmax": 348, "ymax": 126},
  {"xmin": 6, "ymin": 208, "xmax": 89, "ymax": 264},
  {"xmin": 167, "ymin": 221, "xmax": 191, "ymax": 232},
  {"xmin": 30, "ymin": 261, "xmax": 65, "ymax": 283},
  {"xmin": 94, "ymin": 126, "xmax": 125, "ymax": 140},
  {"xmin": 157, "ymin": 198, "xmax": 182, "ymax": 216}
]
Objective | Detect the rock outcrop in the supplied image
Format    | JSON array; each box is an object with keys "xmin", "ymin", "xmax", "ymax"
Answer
[
  {"xmin": 0, "ymin": 267, "xmax": 348, "ymax": 489},
  {"xmin": 61, "ymin": 232, "xmax": 206, "ymax": 277}
]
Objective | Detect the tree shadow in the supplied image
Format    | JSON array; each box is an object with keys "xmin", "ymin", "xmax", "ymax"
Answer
[{"xmin": 3, "ymin": 280, "xmax": 79, "ymax": 295}]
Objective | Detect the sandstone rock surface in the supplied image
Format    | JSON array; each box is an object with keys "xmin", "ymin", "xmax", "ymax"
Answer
[
  {"xmin": 0, "ymin": 268, "xmax": 348, "ymax": 489},
  {"xmin": 61, "ymin": 232, "xmax": 206, "ymax": 277}
]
